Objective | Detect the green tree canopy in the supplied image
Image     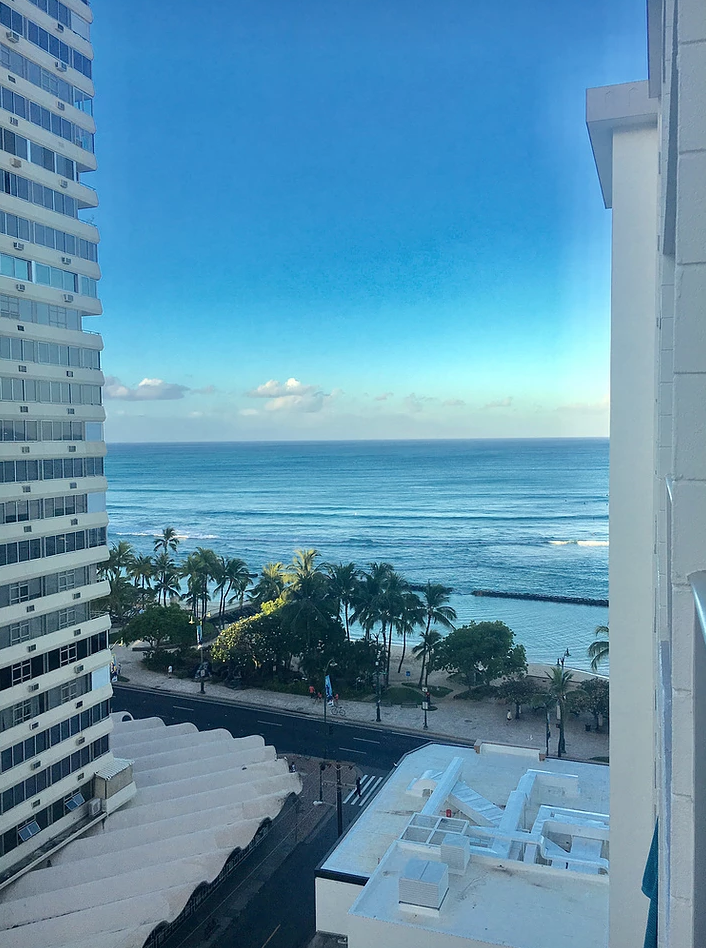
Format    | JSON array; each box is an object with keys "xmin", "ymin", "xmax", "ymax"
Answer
[
  {"xmin": 569, "ymin": 676, "xmax": 609, "ymax": 730},
  {"xmin": 439, "ymin": 621, "xmax": 527, "ymax": 688},
  {"xmin": 121, "ymin": 604, "xmax": 195, "ymax": 653},
  {"xmin": 497, "ymin": 675, "xmax": 541, "ymax": 718}
]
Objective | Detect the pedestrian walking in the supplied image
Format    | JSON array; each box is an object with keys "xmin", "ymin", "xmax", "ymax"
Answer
[
  {"xmin": 355, "ymin": 776, "xmax": 362, "ymax": 798},
  {"xmin": 168, "ymin": 665, "xmax": 173, "ymax": 678},
  {"xmin": 506, "ymin": 710, "xmax": 512, "ymax": 724},
  {"xmin": 309, "ymin": 684, "xmax": 316, "ymax": 700}
]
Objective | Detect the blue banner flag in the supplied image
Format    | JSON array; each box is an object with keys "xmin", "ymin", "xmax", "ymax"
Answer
[
  {"xmin": 325, "ymin": 674, "xmax": 333, "ymax": 701},
  {"xmin": 196, "ymin": 624, "xmax": 203, "ymax": 646}
]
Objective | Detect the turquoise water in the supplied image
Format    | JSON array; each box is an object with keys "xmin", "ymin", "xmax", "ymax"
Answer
[{"xmin": 105, "ymin": 439, "xmax": 609, "ymax": 670}]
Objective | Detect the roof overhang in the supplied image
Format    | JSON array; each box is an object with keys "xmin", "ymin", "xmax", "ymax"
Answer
[{"xmin": 586, "ymin": 81, "xmax": 658, "ymax": 209}]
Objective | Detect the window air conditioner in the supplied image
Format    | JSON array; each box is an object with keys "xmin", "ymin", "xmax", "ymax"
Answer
[
  {"xmin": 57, "ymin": 101, "xmax": 65, "ymax": 111},
  {"xmin": 87, "ymin": 798, "xmax": 102, "ymax": 817},
  {"xmin": 9, "ymin": 116, "xmax": 18, "ymax": 126},
  {"xmin": 28, "ymin": 683, "xmax": 39, "ymax": 692},
  {"xmin": 75, "ymin": 736, "xmax": 85, "ymax": 746},
  {"xmin": 74, "ymin": 664, "xmax": 84, "ymax": 674},
  {"xmin": 10, "ymin": 157, "xmax": 21, "ymax": 168},
  {"xmin": 13, "ymin": 241, "xmax": 24, "ymax": 251},
  {"xmin": 56, "ymin": 23, "xmax": 64, "ymax": 33},
  {"xmin": 6, "ymin": 31, "xmax": 20, "ymax": 44},
  {"xmin": 60, "ymin": 179, "xmax": 68, "ymax": 188},
  {"xmin": 55, "ymin": 60, "xmax": 68, "ymax": 72},
  {"xmin": 61, "ymin": 256, "xmax": 72, "ymax": 264},
  {"xmin": 63, "ymin": 293, "xmax": 74, "ymax": 302},
  {"xmin": 16, "ymin": 283, "xmax": 25, "ymax": 292},
  {"xmin": 30, "ymin": 760, "xmax": 41, "ymax": 770}
]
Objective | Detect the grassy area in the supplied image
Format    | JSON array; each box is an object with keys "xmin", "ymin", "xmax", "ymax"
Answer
[
  {"xmin": 453, "ymin": 684, "xmax": 498, "ymax": 701},
  {"xmin": 381, "ymin": 686, "xmax": 423, "ymax": 706}
]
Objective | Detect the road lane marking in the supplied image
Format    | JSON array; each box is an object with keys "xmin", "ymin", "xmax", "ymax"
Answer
[
  {"xmin": 356, "ymin": 775, "xmax": 383, "ymax": 806},
  {"xmin": 338, "ymin": 747, "xmax": 367, "ymax": 755},
  {"xmin": 261, "ymin": 923, "xmax": 281, "ymax": 948},
  {"xmin": 343, "ymin": 773, "xmax": 374, "ymax": 803},
  {"xmin": 257, "ymin": 720, "xmax": 283, "ymax": 726},
  {"xmin": 172, "ymin": 705, "xmax": 195, "ymax": 711},
  {"xmin": 352, "ymin": 737, "xmax": 380, "ymax": 744}
]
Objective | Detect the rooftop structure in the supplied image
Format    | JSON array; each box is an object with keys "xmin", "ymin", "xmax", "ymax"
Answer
[
  {"xmin": 0, "ymin": 713, "xmax": 302, "ymax": 948},
  {"xmin": 316, "ymin": 742, "xmax": 609, "ymax": 948}
]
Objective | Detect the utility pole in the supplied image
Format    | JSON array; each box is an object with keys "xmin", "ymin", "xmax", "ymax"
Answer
[{"xmin": 336, "ymin": 762, "xmax": 343, "ymax": 837}]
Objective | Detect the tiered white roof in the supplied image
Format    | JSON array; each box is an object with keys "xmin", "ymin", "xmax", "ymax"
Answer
[{"xmin": 0, "ymin": 714, "xmax": 301, "ymax": 948}]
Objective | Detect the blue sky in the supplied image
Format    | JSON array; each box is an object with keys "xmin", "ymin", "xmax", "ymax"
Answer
[{"xmin": 90, "ymin": 0, "xmax": 647, "ymax": 442}]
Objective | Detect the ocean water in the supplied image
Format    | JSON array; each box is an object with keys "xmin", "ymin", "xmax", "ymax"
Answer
[{"xmin": 105, "ymin": 439, "xmax": 609, "ymax": 671}]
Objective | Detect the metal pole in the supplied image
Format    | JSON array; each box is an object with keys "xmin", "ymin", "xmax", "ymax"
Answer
[
  {"xmin": 375, "ymin": 660, "xmax": 381, "ymax": 722},
  {"xmin": 319, "ymin": 762, "xmax": 324, "ymax": 803},
  {"xmin": 545, "ymin": 708, "xmax": 551, "ymax": 757},
  {"xmin": 336, "ymin": 762, "xmax": 343, "ymax": 837},
  {"xmin": 423, "ymin": 703, "xmax": 428, "ymax": 730},
  {"xmin": 200, "ymin": 668, "xmax": 205, "ymax": 694}
]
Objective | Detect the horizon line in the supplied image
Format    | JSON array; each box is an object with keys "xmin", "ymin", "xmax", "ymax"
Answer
[{"xmin": 105, "ymin": 435, "xmax": 610, "ymax": 446}]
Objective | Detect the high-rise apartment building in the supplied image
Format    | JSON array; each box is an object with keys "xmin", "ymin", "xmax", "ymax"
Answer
[{"xmin": 0, "ymin": 0, "xmax": 133, "ymax": 884}]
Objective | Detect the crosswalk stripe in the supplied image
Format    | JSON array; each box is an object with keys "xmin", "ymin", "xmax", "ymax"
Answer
[
  {"xmin": 355, "ymin": 775, "xmax": 383, "ymax": 807},
  {"xmin": 343, "ymin": 773, "xmax": 376, "ymax": 805}
]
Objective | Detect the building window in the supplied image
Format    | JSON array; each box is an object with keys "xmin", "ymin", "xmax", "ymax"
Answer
[
  {"xmin": 11, "ymin": 660, "xmax": 31, "ymax": 685},
  {"xmin": 60, "ymin": 681, "xmax": 78, "ymax": 703},
  {"xmin": 9, "ymin": 581, "xmax": 29, "ymax": 604},
  {"xmin": 59, "ymin": 644, "xmax": 77, "ymax": 667},
  {"xmin": 9, "ymin": 622, "xmax": 30, "ymax": 645},
  {"xmin": 12, "ymin": 700, "xmax": 32, "ymax": 726}
]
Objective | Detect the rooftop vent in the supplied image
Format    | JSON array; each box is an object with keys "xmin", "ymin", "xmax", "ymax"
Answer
[
  {"xmin": 440, "ymin": 833, "xmax": 471, "ymax": 873},
  {"xmin": 399, "ymin": 859, "xmax": 449, "ymax": 911}
]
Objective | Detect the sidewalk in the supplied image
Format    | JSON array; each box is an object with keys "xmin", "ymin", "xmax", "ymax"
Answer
[{"xmin": 112, "ymin": 645, "xmax": 609, "ymax": 762}]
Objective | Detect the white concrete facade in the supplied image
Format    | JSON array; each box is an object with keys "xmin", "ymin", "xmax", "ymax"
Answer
[
  {"xmin": 587, "ymin": 2, "xmax": 706, "ymax": 945},
  {"xmin": 0, "ymin": 0, "xmax": 130, "ymax": 882}
]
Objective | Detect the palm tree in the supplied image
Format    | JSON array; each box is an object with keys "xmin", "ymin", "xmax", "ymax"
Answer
[
  {"xmin": 153, "ymin": 526, "xmax": 180, "ymax": 555},
  {"xmin": 101, "ymin": 540, "xmax": 134, "ymax": 584},
  {"xmin": 378, "ymin": 569, "xmax": 409, "ymax": 684},
  {"xmin": 228, "ymin": 558, "xmax": 255, "ymax": 610},
  {"xmin": 127, "ymin": 553, "xmax": 154, "ymax": 608},
  {"xmin": 414, "ymin": 628, "xmax": 444, "ymax": 688},
  {"xmin": 588, "ymin": 624, "xmax": 609, "ymax": 672},
  {"xmin": 291, "ymin": 548, "xmax": 320, "ymax": 579},
  {"xmin": 181, "ymin": 550, "xmax": 214, "ymax": 624},
  {"xmin": 250, "ymin": 562, "xmax": 287, "ymax": 605},
  {"xmin": 546, "ymin": 667, "xmax": 574, "ymax": 758},
  {"xmin": 324, "ymin": 562, "xmax": 358, "ymax": 640},
  {"xmin": 153, "ymin": 551, "xmax": 179, "ymax": 606},
  {"xmin": 351, "ymin": 562, "xmax": 393, "ymax": 640},
  {"xmin": 395, "ymin": 591, "xmax": 425, "ymax": 673}
]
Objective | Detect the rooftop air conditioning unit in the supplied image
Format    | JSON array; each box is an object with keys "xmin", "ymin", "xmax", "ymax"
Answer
[
  {"xmin": 10, "ymin": 157, "xmax": 21, "ymax": 168},
  {"xmin": 55, "ymin": 60, "xmax": 68, "ymax": 72},
  {"xmin": 6, "ymin": 31, "xmax": 20, "ymax": 44},
  {"xmin": 13, "ymin": 241, "xmax": 24, "ymax": 251},
  {"xmin": 87, "ymin": 798, "xmax": 102, "ymax": 817},
  {"xmin": 63, "ymin": 293, "xmax": 74, "ymax": 302}
]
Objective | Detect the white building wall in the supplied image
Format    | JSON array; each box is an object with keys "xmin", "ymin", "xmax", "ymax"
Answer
[
  {"xmin": 315, "ymin": 877, "xmax": 365, "ymax": 937},
  {"xmin": 608, "ymin": 122, "xmax": 659, "ymax": 948}
]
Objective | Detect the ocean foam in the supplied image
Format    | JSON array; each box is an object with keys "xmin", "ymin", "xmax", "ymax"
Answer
[{"xmin": 549, "ymin": 539, "xmax": 609, "ymax": 547}]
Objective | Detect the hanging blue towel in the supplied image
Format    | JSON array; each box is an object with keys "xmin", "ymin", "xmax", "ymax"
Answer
[{"xmin": 641, "ymin": 821, "xmax": 659, "ymax": 948}]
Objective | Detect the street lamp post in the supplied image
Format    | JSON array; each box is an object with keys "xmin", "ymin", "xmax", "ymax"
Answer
[
  {"xmin": 422, "ymin": 692, "xmax": 430, "ymax": 730},
  {"xmin": 375, "ymin": 657, "xmax": 381, "ymax": 723},
  {"xmin": 191, "ymin": 611, "xmax": 211, "ymax": 694}
]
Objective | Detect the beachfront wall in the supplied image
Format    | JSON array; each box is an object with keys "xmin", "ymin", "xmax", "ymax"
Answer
[{"xmin": 587, "ymin": 80, "xmax": 659, "ymax": 948}]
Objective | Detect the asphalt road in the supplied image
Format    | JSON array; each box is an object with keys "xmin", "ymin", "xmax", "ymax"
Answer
[{"xmin": 111, "ymin": 684, "xmax": 434, "ymax": 769}]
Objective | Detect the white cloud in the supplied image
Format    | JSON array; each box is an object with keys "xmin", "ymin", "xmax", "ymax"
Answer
[
  {"xmin": 264, "ymin": 393, "xmax": 326, "ymax": 413},
  {"xmin": 247, "ymin": 377, "xmax": 318, "ymax": 398},
  {"xmin": 374, "ymin": 392, "xmax": 394, "ymax": 401},
  {"xmin": 443, "ymin": 398, "xmax": 465, "ymax": 407},
  {"xmin": 402, "ymin": 393, "xmax": 436, "ymax": 414},
  {"xmin": 105, "ymin": 376, "xmax": 189, "ymax": 401},
  {"xmin": 483, "ymin": 396, "xmax": 513, "ymax": 409},
  {"xmin": 239, "ymin": 408, "xmax": 259, "ymax": 417}
]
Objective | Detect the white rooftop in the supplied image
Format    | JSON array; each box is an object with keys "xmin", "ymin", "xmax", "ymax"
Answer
[
  {"xmin": 318, "ymin": 743, "xmax": 609, "ymax": 948},
  {"xmin": 321, "ymin": 742, "xmax": 609, "ymax": 880},
  {"xmin": 0, "ymin": 714, "xmax": 301, "ymax": 948}
]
